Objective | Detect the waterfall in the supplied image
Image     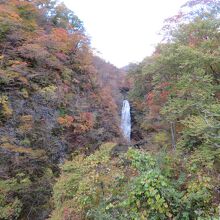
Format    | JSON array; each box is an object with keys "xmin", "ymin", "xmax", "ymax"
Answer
[{"xmin": 121, "ymin": 100, "xmax": 131, "ymax": 141}]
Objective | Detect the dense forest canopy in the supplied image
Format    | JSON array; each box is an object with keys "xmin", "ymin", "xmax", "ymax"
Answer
[{"xmin": 0, "ymin": 0, "xmax": 220, "ymax": 219}]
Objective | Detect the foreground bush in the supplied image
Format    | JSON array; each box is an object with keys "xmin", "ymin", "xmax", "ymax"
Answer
[{"xmin": 50, "ymin": 144, "xmax": 219, "ymax": 220}]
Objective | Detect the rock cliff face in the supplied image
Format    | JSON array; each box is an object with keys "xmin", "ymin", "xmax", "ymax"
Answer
[{"xmin": 130, "ymin": 101, "xmax": 144, "ymax": 141}]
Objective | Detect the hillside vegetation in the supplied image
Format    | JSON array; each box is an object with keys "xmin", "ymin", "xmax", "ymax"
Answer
[{"xmin": 0, "ymin": 0, "xmax": 124, "ymax": 219}]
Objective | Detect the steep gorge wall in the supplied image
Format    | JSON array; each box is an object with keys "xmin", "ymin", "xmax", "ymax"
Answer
[{"xmin": 0, "ymin": 1, "xmax": 123, "ymax": 219}]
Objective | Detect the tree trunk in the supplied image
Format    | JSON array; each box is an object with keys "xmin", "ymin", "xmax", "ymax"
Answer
[{"xmin": 170, "ymin": 122, "xmax": 176, "ymax": 150}]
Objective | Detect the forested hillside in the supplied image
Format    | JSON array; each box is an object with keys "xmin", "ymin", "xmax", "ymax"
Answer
[
  {"xmin": 0, "ymin": 1, "xmax": 123, "ymax": 219},
  {"xmin": 1, "ymin": 0, "xmax": 220, "ymax": 220}
]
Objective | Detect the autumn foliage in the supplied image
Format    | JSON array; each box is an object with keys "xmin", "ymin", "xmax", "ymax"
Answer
[
  {"xmin": 57, "ymin": 115, "xmax": 74, "ymax": 128},
  {"xmin": 128, "ymin": 1, "xmax": 220, "ymax": 218},
  {"xmin": 0, "ymin": 0, "xmax": 122, "ymax": 219}
]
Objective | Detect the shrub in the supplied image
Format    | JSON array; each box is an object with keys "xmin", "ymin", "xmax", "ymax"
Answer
[
  {"xmin": 57, "ymin": 115, "xmax": 74, "ymax": 128},
  {"xmin": 39, "ymin": 85, "xmax": 57, "ymax": 100},
  {"xmin": 0, "ymin": 178, "xmax": 23, "ymax": 220},
  {"xmin": 49, "ymin": 142, "xmax": 120, "ymax": 219},
  {"xmin": 153, "ymin": 131, "xmax": 169, "ymax": 147},
  {"xmin": 50, "ymin": 147, "xmax": 218, "ymax": 220},
  {"xmin": 0, "ymin": 95, "xmax": 12, "ymax": 122}
]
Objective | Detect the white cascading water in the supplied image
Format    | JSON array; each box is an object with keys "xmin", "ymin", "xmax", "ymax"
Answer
[{"xmin": 121, "ymin": 100, "xmax": 131, "ymax": 141}]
